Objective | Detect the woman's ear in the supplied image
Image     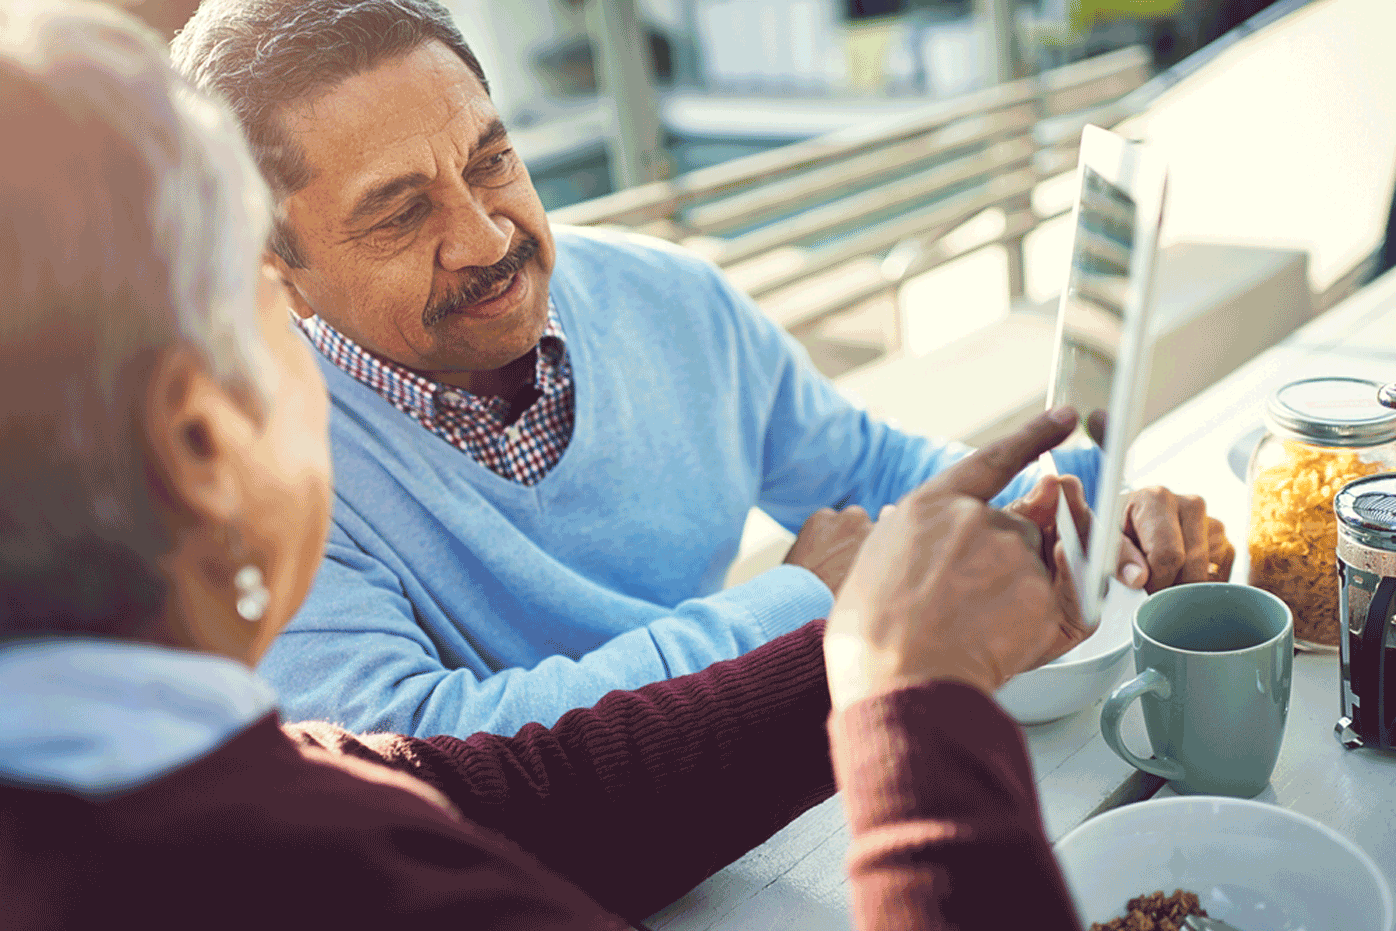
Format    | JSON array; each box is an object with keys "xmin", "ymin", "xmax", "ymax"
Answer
[
  {"xmin": 264, "ymin": 251, "xmax": 315, "ymax": 320},
  {"xmin": 143, "ymin": 348, "xmax": 255, "ymax": 527}
]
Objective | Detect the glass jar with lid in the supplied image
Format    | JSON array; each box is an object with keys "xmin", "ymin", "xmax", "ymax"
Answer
[{"xmin": 1247, "ymin": 376, "xmax": 1396, "ymax": 651}]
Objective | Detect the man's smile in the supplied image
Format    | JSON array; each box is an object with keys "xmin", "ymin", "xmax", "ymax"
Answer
[
  {"xmin": 423, "ymin": 233, "xmax": 540, "ymax": 327},
  {"xmin": 447, "ymin": 267, "xmax": 526, "ymax": 321}
]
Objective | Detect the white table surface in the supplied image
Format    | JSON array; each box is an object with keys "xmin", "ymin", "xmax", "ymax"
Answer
[
  {"xmin": 647, "ymin": 680, "xmax": 1154, "ymax": 931},
  {"xmin": 649, "ymin": 270, "xmax": 1396, "ymax": 930}
]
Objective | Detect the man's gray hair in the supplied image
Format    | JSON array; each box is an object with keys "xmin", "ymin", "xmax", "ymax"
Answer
[
  {"xmin": 0, "ymin": 1, "xmax": 274, "ymax": 636},
  {"xmin": 171, "ymin": 0, "xmax": 489, "ymax": 268}
]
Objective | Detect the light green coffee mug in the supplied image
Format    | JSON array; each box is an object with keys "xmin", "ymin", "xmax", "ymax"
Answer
[{"xmin": 1100, "ymin": 583, "xmax": 1293, "ymax": 797}]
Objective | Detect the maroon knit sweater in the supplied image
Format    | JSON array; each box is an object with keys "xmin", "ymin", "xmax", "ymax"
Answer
[{"xmin": 0, "ymin": 620, "xmax": 1081, "ymax": 930}]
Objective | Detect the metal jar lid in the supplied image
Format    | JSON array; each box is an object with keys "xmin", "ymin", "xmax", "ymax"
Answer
[
  {"xmin": 1265, "ymin": 377, "xmax": 1396, "ymax": 448},
  {"xmin": 1336, "ymin": 473, "xmax": 1396, "ymax": 552}
]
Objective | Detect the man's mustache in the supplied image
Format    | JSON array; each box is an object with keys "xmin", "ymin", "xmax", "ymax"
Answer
[{"xmin": 422, "ymin": 234, "xmax": 540, "ymax": 328}]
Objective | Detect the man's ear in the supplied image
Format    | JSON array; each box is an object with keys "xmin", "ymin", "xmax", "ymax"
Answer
[
  {"xmin": 143, "ymin": 348, "xmax": 254, "ymax": 527},
  {"xmin": 264, "ymin": 250, "xmax": 316, "ymax": 320}
]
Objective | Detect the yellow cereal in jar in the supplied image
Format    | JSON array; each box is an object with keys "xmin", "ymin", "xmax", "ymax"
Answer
[{"xmin": 1248, "ymin": 442, "xmax": 1382, "ymax": 646}]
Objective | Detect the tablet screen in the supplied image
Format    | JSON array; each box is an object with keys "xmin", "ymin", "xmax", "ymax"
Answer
[
  {"xmin": 1047, "ymin": 165, "xmax": 1135, "ymax": 461},
  {"xmin": 1042, "ymin": 136, "xmax": 1164, "ymax": 628}
]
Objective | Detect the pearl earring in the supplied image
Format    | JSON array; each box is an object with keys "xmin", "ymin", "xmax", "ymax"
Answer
[{"xmin": 234, "ymin": 564, "xmax": 270, "ymax": 622}]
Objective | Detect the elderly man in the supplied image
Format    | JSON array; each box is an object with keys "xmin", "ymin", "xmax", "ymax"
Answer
[{"xmin": 171, "ymin": 0, "xmax": 1231, "ymax": 738}]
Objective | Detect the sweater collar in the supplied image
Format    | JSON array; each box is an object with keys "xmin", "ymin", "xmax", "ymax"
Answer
[
  {"xmin": 296, "ymin": 300, "xmax": 568, "ymax": 426},
  {"xmin": 0, "ymin": 638, "xmax": 276, "ymax": 797}
]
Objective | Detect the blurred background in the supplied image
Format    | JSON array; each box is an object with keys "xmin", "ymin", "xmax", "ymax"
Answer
[
  {"xmin": 125, "ymin": 0, "xmax": 1282, "ymax": 209},
  {"xmin": 501, "ymin": 0, "xmax": 1281, "ymax": 210}
]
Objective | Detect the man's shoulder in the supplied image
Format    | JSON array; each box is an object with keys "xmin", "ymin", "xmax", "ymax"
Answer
[{"xmin": 551, "ymin": 223, "xmax": 723, "ymax": 284}]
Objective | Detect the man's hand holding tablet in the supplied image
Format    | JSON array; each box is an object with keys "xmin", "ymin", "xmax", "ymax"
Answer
[{"xmin": 1010, "ymin": 474, "xmax": 1235, "ymax": 596}]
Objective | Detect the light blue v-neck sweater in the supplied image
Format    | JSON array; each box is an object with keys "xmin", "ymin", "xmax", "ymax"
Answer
[{"xmin": 259, "ymin": 226, "xmax": 1099, "ymax": 738}]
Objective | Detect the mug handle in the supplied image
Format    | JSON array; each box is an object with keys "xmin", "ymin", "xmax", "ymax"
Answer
[{"xmin": 1100, "ymin": 668, "xmax": 1186, "ymax": 782}]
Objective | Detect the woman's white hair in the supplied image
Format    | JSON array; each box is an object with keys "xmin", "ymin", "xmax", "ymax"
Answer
[
  {"xmin": 0, "ymin": 1, "xmax": 278, "ymax": 636},
  {"xmin": 2, "ymin": 0, "xmax": 275, "ymax": 398}
]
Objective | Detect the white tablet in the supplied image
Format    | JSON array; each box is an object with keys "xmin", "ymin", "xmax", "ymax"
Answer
[{"xmin": 1040, "ymin": 124, "xmax": 1168, "ymax": 628}]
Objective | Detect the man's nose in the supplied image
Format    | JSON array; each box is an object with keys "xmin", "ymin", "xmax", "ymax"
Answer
[{"xmin": 438, "ymin": 195, "xmax": 513, "ymax": 270}]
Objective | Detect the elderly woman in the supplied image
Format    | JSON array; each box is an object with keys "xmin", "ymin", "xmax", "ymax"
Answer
[{"xmin": 0, "ymin": 4, "xmax": 1091, "ymax": 929}]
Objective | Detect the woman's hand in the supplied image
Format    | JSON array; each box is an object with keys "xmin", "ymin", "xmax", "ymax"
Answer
[{"xmin": 824, "ymin": 409, "xmax": 1093, "ymax": 711}]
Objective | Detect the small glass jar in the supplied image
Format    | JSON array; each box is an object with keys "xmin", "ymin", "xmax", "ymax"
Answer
[{"xmin": 1247, "ymin": 377, "xmax": 1396, "ymax": 651}]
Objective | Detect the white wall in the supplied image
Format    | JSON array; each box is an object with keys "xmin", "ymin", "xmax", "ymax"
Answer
[{"xmin": 1120, "ymin": 0, "xmax": 1396, "ymax": 295}]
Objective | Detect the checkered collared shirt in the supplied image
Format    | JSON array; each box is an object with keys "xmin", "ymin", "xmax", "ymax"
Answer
[{"xmin": 298, "ymin": 308, "xmax": 575, "ymax": 486}]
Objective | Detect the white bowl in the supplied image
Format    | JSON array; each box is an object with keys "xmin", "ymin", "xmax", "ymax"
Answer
[
  {"xmin": 996, "ymin": 580, "xmax": 1143, "ymax": 724},
  {"xmin": 1055, "ymin": 796, "xmax": 1394, "ymax": 931}
]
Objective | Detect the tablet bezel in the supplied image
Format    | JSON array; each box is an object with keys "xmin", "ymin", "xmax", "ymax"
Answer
[{"xmin": 1044, "ymin": 123, "xmax": 1168, "ymax": 628}]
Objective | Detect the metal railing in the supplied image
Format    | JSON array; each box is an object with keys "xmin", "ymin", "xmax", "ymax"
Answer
[{"xmin": 549, "ymin": 46, "xmax": 1151, "ymax": 356}]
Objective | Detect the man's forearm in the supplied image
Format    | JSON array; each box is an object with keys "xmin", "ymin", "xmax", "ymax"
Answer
[{"xmin": 268, "ymin": 536, "xmax": 830, "ymax": 738}]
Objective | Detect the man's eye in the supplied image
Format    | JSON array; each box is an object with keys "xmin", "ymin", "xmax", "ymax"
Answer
[
  {"xmin": 381, "ymin": 201, "xmax": 429, "ymax": 231},
  {"xmin": 476, "ymin": 149, "xmax": 515, "ymax": 176}
]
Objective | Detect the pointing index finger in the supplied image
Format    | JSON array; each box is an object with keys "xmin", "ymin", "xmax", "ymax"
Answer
[{"xmin": 930, "ymin": 407, "xmax": 1079, "ymax": 502}]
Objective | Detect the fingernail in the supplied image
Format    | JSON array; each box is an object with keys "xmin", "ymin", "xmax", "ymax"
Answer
[
  {"xmin": 1049, "ymin": 405, "xmax": 1077, "ymax": 426},
  {"xmin": 1122, "ymin": 563, "xmax": 1146, "ymax": 587}
]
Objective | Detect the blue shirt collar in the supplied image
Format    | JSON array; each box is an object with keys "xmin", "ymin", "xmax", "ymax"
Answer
[{"xmin": 0, "ymin": 638, "xmax": 277, "ymax": 797}]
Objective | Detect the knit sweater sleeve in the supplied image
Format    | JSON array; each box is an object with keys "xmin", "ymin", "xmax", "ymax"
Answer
[
  {"xmin": 262, "ymin": 515, "xmax": 830, "ymax": 739},
  {"xmin": 827, "ymin": 681, "xmax": 1083, "ymax": 931},
  {"xmin": 697, "ymin": 258, "xmax": 1103, "ymax": 522},
  {"xmin": 285, "ymin": 619, "xmax": 836, "ymax": 923}
]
